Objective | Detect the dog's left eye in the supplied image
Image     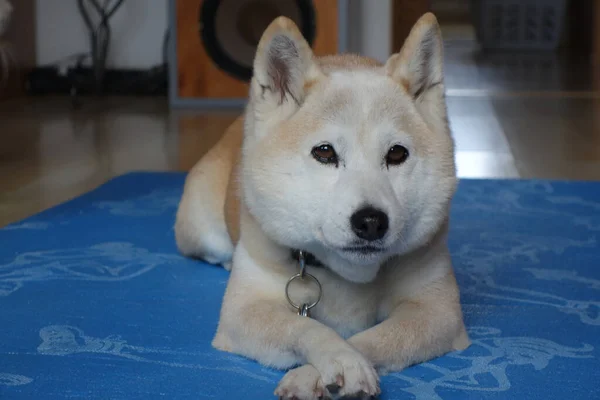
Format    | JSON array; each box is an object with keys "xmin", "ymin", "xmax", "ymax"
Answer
[
  {"xmin": 311, "ymin": 144, "xmax": 338, "ymax": 167},
  {"xmin": 386, "ymin": 145, "xmax": 409, "ymax": 166}
]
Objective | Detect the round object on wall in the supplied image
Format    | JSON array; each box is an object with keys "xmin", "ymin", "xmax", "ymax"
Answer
[{"xmin": 199, "ymin": 0, "xmax": 316, "ymax": 81}]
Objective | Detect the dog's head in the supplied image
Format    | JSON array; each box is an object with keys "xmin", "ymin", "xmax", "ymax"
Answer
[{"xmin": 241, "ymin": 14, "xmax": 456, "ymax": 283}]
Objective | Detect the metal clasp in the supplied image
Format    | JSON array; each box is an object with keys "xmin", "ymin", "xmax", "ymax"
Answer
[{"xmin": 285, "ymin": 251, "xmax": 322, "ymax": 317}]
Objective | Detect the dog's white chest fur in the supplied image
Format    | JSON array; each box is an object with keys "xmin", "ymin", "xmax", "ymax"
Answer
[{"xmin": 305, "ymin": 268, "xmax": 379, "ymax": 338}]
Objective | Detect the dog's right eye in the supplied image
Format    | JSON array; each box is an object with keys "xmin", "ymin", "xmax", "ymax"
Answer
[{"xmin": 311, "ymin": 144, "xmax": 338, "ymax": 167}]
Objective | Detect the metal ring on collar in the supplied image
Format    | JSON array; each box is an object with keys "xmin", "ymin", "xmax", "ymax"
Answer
[{"xmin": 285, "ymin": 272, "xmax": 322, "ymax": 311}]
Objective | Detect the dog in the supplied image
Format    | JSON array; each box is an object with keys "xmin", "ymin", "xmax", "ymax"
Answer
[{"xmin": 175, "ymin": 13, "xmax": 470, "ymax": 400}]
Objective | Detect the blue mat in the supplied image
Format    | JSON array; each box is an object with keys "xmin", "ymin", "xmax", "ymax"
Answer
[{"xmin": 1, "ymin": 172, "xmax": 599, "ymax": 399}]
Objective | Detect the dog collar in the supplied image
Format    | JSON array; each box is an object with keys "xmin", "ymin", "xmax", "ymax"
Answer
[
  {"xmin": 290, "ymin": 249, "xmax": 324, "ymax": 268},
  {"xmin": 285, "ymin": 250, "xmax": 323, "ymax": 318}
]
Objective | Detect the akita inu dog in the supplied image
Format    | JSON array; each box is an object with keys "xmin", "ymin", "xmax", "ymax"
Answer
[{"xmin": 175, "ymin": 13, "xmax": 470, "ymax": 399}]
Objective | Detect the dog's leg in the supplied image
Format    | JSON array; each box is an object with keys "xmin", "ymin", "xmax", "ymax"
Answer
[
  {"xmin": 174, "ymin": 118, "xmax": 243, "ymax": 266},
  {"xmin": 216, "ymin": 301, "xmax": 379, "ymax": 399},
  {"xmin": 213, "ymin": 251, "xmax": 381, "ymax": 399},
  {"xmin": 274, "ymin": 273, "xmax": 469, "ymax": 399},
  {"xmin": 175, "ymin": 163, "xmax": 234, "ymax": 265},
  {"xmin": 347, "ymin": 271, "xmax": 470, "ymax": 374}
]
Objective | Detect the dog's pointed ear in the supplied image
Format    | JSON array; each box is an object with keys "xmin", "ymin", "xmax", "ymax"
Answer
[
  {"xmin": 385, "ymin": 13, "xmax": 444, "ymax": 100},
  {"xmin": 251, "ymin": 17, "xmax": 323, "ymax": 116}
]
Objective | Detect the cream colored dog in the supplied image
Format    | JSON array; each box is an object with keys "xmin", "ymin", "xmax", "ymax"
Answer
[{"xmin": 175, "ymin": 13, "xmax": 470, "ymax": 400}]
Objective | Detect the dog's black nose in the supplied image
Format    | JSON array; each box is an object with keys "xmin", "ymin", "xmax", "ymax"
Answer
[{"xmin": 350, "ymin": 207, "xmax": 389, "ymax": 241}]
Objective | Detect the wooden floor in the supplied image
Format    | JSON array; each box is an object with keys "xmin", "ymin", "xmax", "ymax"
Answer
[{"xmin": 2, "ymin": 41, "xmax": 600, "ymax": 227}]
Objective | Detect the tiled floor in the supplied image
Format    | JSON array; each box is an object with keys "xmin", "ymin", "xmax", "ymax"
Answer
[{"xmin": 2, "ymin": 38, "xmax": 600, "ymax": 227}]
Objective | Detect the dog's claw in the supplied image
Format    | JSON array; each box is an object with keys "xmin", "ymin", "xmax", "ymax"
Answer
[
  {"xmin": 326, "ymin": 384, "xmax": 340, "ymax": 395},
  {"xmin": 336, "ymin": 394, "xmax": 378, "ymax": 400}
]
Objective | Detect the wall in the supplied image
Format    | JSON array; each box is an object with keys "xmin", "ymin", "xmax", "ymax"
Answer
[
  {"xmin": 35, "ymin": 0, "xmax": 391, "ymax": 69},
  {"xmin": 347, "ymin": 0, "xmax": 392, "ymax": 63},
  {"xmin": 36, "ymin": 0, "xmax": 168, "ymax": 69}
]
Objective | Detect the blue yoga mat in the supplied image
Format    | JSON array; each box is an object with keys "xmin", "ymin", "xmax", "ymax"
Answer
[{"xmin": 1, "ymin": 172, "xmax": 599, "ymax": 399}]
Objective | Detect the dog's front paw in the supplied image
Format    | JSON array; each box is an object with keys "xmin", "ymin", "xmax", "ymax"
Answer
[
  {"xmin": 313, "ymin": 348, "xmax": 380, "ymax": 399},
  {"xmin": 275, "ymin": 364, "xmax": 326, "ymax": 400}
]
